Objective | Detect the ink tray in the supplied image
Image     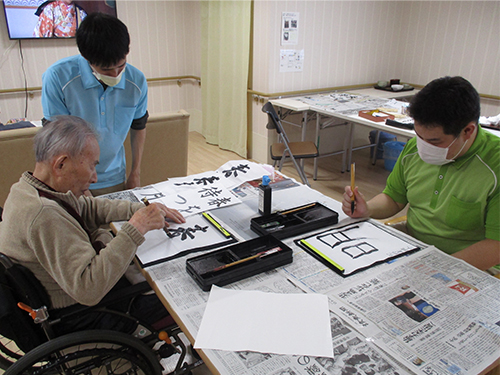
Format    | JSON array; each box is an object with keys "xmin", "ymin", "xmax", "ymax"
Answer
[
  {"xmin": 186, "ymin": 235, "xmax": 293, "ymax": 291},
  {"xmin": 250, "ymin": 202, "xmax": 339, "ymax": 239}
]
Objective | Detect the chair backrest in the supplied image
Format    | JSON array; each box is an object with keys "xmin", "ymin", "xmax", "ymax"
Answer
[
  {"xmin": 0, "ymin": 127, "xmax": 39, "ymax": 208},
  {"xmin": 262, "ymin": 102, "xmax": 285, "ymax": 136},
  {"xmin": 0, "ymin": 253, "xmax": 50, "ymax": 352}
]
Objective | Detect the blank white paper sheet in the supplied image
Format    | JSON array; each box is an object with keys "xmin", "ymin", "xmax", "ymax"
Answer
[{"xmin": 194, "ymin": 286, "xmax": 333, "ymax": 358}]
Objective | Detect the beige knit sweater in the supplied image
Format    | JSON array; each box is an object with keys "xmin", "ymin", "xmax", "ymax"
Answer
[{"xmin": 0, "ymin": 172, "xmax": 145, "ymax": 308}]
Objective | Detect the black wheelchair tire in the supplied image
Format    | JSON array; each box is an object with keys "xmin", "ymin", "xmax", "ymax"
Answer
[{"xmin": 4, "ymin": 329, "xmax": 163, "ymax": 375}]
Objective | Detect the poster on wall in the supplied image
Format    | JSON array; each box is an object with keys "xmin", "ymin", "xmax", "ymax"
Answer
[
  {"xmin": 279, "ymin": 49, "xmax": 304, "ymax": 73},
  {"xmin": 281, "ymin": 11, "xmax": 299, "ymax": 45}
]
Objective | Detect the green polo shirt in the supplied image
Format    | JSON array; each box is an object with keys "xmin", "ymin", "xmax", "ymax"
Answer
[{"xmin": 383, "ymin": 125, "xmax": 500, "ymax": 254}]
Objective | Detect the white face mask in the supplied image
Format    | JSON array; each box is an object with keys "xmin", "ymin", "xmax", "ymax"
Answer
[
  {"xmin": 416, "ymin": 135, "xmax": 468, "ymax": 165},
  {"xmin": 92, "ymin": 66, "xmax": 125, "ymax": 87}
]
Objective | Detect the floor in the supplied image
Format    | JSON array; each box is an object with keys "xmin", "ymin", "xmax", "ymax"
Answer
[
  {"xmin": 187, "ymin": 131, "xmax": 391, "ymax": 202},
  {"xmin": 191, "ymin": 362, "xmax": 212, "ymax": 374}
]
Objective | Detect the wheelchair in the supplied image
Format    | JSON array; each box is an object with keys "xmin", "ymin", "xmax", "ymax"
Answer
[
  {"xmin": 0, "ymin": 251, "xmax": 203, "ymax": 374},
  {"xmin": 4, "ymin": 330, "xmax": 164, "ymax": 375}
]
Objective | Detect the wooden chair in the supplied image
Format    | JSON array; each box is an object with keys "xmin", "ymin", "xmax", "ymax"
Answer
[{"xmin": 262, "ymin": 102, "xmax": 318, "ymax": 186}]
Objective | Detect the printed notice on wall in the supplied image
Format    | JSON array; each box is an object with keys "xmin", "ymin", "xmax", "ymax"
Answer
[
  {"xmin": 280, "ymin": 49, "xmax": 304, "ymax": 72},
  {"xmin": 281, "ymin": 12, "xmax": 299, "ymax": 45}
]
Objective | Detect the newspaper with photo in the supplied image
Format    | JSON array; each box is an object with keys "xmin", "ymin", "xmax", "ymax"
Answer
[{"xmin": 327, "ymin": 247, "xmax": 500, "ymax": 375}]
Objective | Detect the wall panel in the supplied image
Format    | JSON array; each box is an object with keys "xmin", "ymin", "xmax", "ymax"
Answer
[
  {"xmin": 1, "ymin": 0, "xmax": 498, "ymax": 150},
  {"xmin": 250, "ymin": 1, "xmax": 499, "ymax": 162},
  {"xmin": 256, "ymin": 1, "xmax": 404, "ymax": 95},
  {"xmin": 0, "ymin": 1, "xmax": 202, "ymax": 126},
  {"xmin": 399, "ymin": 1, "xmax": 499, "ymax": 97}
]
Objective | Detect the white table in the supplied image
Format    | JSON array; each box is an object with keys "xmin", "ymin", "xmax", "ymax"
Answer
[
  {"xmin": 135, "ymin": 169, "xmax": 500, "ymax": 375},
  {"xmin": 271, "ymin": 89, "xmax": 416, "ymax": 174},
  {"xmin": 349, "ymin": 86, "xmax": 419, "ymax": 100},
  {"xmin": 320, "ymin": 108, "xmax": 415, "ymax": 169}
]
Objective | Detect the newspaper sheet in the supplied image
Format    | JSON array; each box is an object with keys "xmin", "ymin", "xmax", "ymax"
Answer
[
  {"xmin": 327, "ymin": 247, "xmax": 500, "ymax": 375},
  {"xmin": 299, "ymin": 93, "xmax": 391, "ymax": 116},
  {"xmin": 142, "ymin": 175, "xmax": 499, "ymax": 375},
  {"xmin": 148, "ymin": 254, "xmax": 408, "ymax": 375}
]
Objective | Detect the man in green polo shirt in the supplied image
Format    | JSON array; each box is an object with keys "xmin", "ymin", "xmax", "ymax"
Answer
[{"xmin": 343, "ymin": 76, "xmax": 500, "ymax": 271}]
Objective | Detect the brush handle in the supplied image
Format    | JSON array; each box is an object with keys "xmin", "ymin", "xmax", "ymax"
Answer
[{"xmin": 212, "ymin": 247, "xmax": 282, "ymax": 272}]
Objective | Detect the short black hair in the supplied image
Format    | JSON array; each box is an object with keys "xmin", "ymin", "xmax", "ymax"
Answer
[
  {"xmin": 408, "ymin": 76, "xmax": 480, "ymax": 137},
  {"xmin": 76, "ymin": 12, "xmax": 130, "ymax": 67}
]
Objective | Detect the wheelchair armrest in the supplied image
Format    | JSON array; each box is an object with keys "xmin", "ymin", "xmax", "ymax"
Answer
[
  {"xmin": 49, "ymin": 281, "xmax": 153, "ymax": 320},
  {"xmin": 0, "ymin": 252, "xmax": 14, "ymax": 268},
  {"xmin": 98, "ymin": 281, "xmax": 152, "ymax": 306}
]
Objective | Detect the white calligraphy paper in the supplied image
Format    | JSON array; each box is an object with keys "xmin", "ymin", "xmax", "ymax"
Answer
[
  {"xmin": 297, "ymin": 221, "xmax": 419, "ymax": 275},
  {"xmin": 195, "ymin": 286, "xmax": 333, "ymax": 357},
  {"xmin": 113, "ymin": 214, "xmax": 235, "ymax": 267}
]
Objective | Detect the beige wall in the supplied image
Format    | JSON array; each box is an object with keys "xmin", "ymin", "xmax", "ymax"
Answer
[
  {"xmin": 250, "ymin": 1, "xmax": 500, "ymax": 162},
  {"xmin": 0, "ymin": 1, "xmax": 202, "ymax": 129},
  {"xmin": 0, "ymin": 1, "xmax": 498, "ymax": 161}
]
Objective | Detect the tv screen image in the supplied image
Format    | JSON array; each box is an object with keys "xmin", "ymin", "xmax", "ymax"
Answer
[{"xmin": 2, "ymin": 0, "xmax": 117, "ymax": 40}]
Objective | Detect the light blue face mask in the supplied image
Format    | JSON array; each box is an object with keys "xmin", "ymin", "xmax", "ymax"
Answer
[{"xmin": 92, "ymin": 66, "xmax": 126, "ymax": 87}]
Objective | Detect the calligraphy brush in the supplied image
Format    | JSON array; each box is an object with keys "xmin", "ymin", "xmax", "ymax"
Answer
[
  {"xmin": 279, "ymin": 203, "xmax": 317, "ymax": 216},
  {"xmin": 350, "ymin": 163, "xmax": 355, "ymax": 214},
  {"xmin": 141, "ymin": 197, "xmax": 174, "ymax": 238},
  {"xmin": 209, "ymin": 246, "xmax": 282, "ymax": 273}
]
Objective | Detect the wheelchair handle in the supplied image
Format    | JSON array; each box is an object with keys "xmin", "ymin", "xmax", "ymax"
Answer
[
  {"xmin": 158, "ymin": 331, "xmax": 173, "ymax": 345},
  {"xmin": 158, "ymin": 331, "xmax": 181, "ymax": 355},
  {"xmin": 17, "ymin": 302, "xmax": 36, "ymax": 319},
  {"xmin": 18, "ymin": 302, "xmax": 50, "ymax": 323}
]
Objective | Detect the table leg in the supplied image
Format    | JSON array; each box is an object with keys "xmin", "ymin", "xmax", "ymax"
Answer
[
  {"xmin": 341, "ymin": 123, "xmax": 351, "ymax": 173},
  {"xmin": 300, "ymin": 110, "xmax": 308, "ymax": 171},
  {"xmin": 372, "ymin": 130, "xmax": 381, "ymax": 165},
  {"xmin": 314, "ymin": 113, "xmax": 320, "ymax": 180}
]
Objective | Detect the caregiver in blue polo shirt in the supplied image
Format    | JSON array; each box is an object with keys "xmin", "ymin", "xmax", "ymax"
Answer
[
  {"xmin": 41, "ymin": 12, "xmax": 148, "ymax": 196},
  {"xmin": 342, "ymin": 76, "xmax": 500, "ymax": 272}
]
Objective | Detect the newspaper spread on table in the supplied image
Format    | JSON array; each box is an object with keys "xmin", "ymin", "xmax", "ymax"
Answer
[
  {"xmin": 327, "ymin": 247, "xmax": 500, "ymax": 375},
  {"xmin": 147, "ymin": 251, "xmax": 410, "ymax": 375},
  {"xmin": 299, "ymin": 93, "xmax": 391, "ymax": 116},
  {"xmin": 149, "ymin": 245, "xmax": 500, "ymax": 375},
  {"xmin": 127, "ymin": 167, "xmax": 500, "ymax": 375}
]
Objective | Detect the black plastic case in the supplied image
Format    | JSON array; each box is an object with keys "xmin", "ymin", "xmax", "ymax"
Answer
[
  {"xmin": 186, "ymin": 235, "xmax": 293, "ymax": 291},
  {"xmin": 250, "ymin": 202, "xmax": 339, "ymax": 239}
]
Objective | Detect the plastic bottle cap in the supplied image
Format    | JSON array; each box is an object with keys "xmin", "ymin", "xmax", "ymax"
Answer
[{"xmin": 262, "ymin": 175, "xmax": 271, "ymax": 186}]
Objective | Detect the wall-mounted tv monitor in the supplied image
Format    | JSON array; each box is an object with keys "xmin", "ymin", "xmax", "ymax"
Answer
[{"xmin": 2, "ymin": 0, "xmax": 117, "ymax": 40}]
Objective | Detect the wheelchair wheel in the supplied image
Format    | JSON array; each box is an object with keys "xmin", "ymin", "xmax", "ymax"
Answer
[
  {"xmin": 0, "ymin": 334, "xmax": 24, "ymax": 370},
  {"xmin": 5, "ymin": 330, "xmax": 163, "ymax": 375}
]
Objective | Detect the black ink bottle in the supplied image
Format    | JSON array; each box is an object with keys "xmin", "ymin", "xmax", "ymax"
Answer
[{"xmin": 258, "ymin": 175, "xmax": 272, "ymax": 216}]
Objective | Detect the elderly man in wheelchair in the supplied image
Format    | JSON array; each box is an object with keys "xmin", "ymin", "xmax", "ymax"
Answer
[{"xmin": 0, "ymin": 116, "xmax": 199, "ymax": 374}]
